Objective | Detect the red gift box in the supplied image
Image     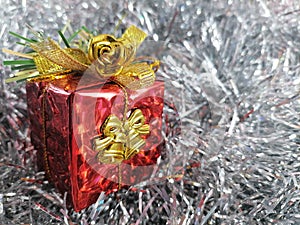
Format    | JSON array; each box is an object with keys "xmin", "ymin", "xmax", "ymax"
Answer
[
  {"xmin": 4, "ymin": 25, "xmax": 164, "ymax": 211},
  {"xmin": 26, "ymin": 74, "xmax": 164, "ymax": 211}
]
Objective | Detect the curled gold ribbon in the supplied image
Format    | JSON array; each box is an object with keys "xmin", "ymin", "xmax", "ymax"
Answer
[
  {"xmin": 92, "ymin": 109, "xmax": 150, "ymax": 164},
  {"xmin": 31, "ymin": 26, "xmax": 159, "ymax": 89},
  {"xmin": 88, "ymin": 26, "xmax": 146, "ymax": 76}
]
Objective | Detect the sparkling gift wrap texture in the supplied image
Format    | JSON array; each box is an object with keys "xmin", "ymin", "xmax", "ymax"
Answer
[
  {"xmin": 1, "ymin": 0, "xmax": 300, "ymax": 225},
  {"xmin": 26, "ymin": 75, "xmax": 164, "ymax": 212}
]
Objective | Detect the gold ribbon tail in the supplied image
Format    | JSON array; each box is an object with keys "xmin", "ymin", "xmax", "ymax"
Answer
[{"xmin": 31, "ymin": 38, "xmax": 90, "ymax": 75}]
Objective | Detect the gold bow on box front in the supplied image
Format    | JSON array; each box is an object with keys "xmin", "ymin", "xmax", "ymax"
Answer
[
  {"xmin": 30, "ymin": 26, "xmax": 159, "ymax": 90},
  {"xmin": 92, "ymin": 109, "xmax": 150, "ymax": 164}
]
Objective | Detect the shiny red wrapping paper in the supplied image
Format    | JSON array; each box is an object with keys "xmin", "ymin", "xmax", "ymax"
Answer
[{"xmin": 26, "ymin": 75, "xmax": 164, "ymax": 211}]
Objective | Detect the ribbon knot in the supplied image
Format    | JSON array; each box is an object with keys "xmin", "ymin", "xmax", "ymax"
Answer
[
  {"xmin": 92, "ymin": 109, "xmax": 150, "ymax": 164},
  {"xmin": 30, "ymin": 26, "xmax": 159, "ymax": 90}
]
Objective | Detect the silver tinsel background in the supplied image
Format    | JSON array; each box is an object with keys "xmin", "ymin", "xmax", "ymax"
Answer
[{"xmin": 1, "ymin": 0, "xmax": 300, "ymax": 224}]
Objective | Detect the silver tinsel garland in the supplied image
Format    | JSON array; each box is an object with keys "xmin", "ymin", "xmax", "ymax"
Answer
[{"xmin": 1, "ymin": 0, "xmax": 300, "ymax": 224}]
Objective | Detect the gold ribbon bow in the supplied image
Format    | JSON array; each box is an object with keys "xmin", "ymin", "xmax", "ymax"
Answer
[
  {"xmin": 31, "ymin": 26, "xmax": 159, "ymax": 89},
  {"xmin": 92, "ymin": 109, "xmax": 150, "ymax": 164}
]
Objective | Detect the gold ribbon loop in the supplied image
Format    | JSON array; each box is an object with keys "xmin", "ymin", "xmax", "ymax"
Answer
[
  {"xmin": 114, "ymin": 60, "xmax": 159, "ymax": 90},
  {"xmin": 31, "ymin": 38, "xmax": 89, "ymax": 74},
  {"xmin": 92, "ymin": 109, "xmax": 150, "ymax": 164}
]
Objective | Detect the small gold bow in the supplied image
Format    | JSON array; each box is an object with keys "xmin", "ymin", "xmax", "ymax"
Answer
[
  {"xmin": 92, "ymin": 109, "xmax": 150, "ymax": 164},
  {"xmin": 29, "ymin": 26, "xmax": 159, "ymax": 89}
]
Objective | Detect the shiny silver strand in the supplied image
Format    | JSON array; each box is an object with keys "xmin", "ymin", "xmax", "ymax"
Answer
[{"xmin": 1, "ymin": 0, "xmax": 300, "ymax": 224}]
